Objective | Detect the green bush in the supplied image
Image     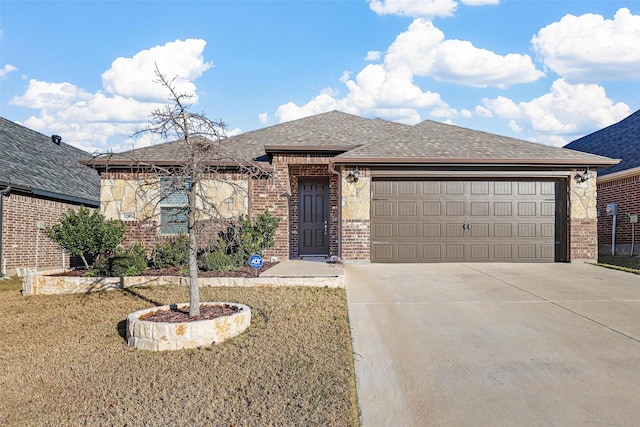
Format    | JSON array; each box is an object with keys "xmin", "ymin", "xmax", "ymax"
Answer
[
  {"xmin": 91, "ymin": 244, "xmax": 148, "ymax": 277},
  {"xmin": 151, "ymin": 235, "xmax": 189, "ymax": 268},
  {"xmin": 219, "ymin": 211, "xmax": 280, "ymax": 268},
  {"xmin": 45, "ymin": 206, "xmax": 125, "ymax": 270},
  {"xmin": 198, "ymin": 247, "xmax": 235, "ymax": 272}
]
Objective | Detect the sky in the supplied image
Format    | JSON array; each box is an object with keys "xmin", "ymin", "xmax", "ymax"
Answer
[{"xmin": 1, "ymin": 0, "xmax": 639, "ymax": 154}]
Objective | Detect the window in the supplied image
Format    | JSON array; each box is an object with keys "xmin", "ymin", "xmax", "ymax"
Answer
[{"xmin": 159, "ymin": 177, "xmax": 191, "ymax": 235}]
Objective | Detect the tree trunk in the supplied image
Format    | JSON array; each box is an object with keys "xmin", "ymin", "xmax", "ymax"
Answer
[
  {"xmin": 80, "ymin": 253, "xmax": 90, "ymax": 270},
  {"xmin": 188, "ymin": 186, "xmax": 200, "ymax": 317}
]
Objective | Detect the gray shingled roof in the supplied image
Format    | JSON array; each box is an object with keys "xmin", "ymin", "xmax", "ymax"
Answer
[
  {"xmin": 92, "ymin": 111, "xmax": 410, "ymax": 166},
  {"xmin": 336, "ymin": 119, "xmax": 617, "ymax": 166},
  {"xmin": 564, "ymin": 110, "xmax": 640, "ymax": 176},
  {"xmin": 91, "ymin": 110, "xmax": 617, "ymax": 169},
  {"xmin": 0, "ymin": 117, "xmax": 100, "ymax": 205}
]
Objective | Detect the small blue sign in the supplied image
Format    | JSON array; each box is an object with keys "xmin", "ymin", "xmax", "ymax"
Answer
[{"xmin": 249, "ymin": 254, "xmax": 263, "ymax": 269}]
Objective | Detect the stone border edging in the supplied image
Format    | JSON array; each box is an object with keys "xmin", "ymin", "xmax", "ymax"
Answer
[
  {"xmin": 127, "ymin": 302, "xmax": 251, "ymax": 351},
  {"xmin": 22, "ymin": 273, "xmax": 343, "ymax": 295}
]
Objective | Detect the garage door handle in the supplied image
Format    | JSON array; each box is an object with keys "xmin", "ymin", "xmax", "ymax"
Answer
[{"xmin": 463, "ymin": 223, "xmax": 471, "ymax": 230}]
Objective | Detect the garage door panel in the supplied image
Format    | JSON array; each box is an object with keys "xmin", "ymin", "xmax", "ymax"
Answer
[
  {"xmin": 494, "ymin": 202, "xmax": 512, "ymax": 216},
  {"xmin": 423, "ymin": 202, "xmax": 441, "ymax": 216},
  {"xmin": 446, "ymin": 223, "xmax": 465, "ymax": 238},
  {"xmin": 423, "ymin": 245, "xmax": 441, "ymax": 260},
  {"xmin": 423, "ymin": 223, "xmax": 441, "ymax": 237},
  {"xmin": 397, "ymin": 245, "xmax": 417, "ymax": 260},
  {"xmin": 371, "ymin": 179, "xmax": 560, "ymax": 263},
  {"xmin": 422, "ymin": 182, "xmax": 441, "ymax": 195},
  {"xmin": 446, "ymin": 182, "xmax": 465, "ymax": 194},
  {"xmin": 470, "ymin": 223, "xmax": 489, "ymax": 238},
  {"xmin": 446, "ymin": 245, "xmax": 464, "ymax": 259},
  {"xmin": 446, "ymin": 202, "xmax": 465, "ymax": 216},
  {"xmin": 471, "ymin": 202, "xmax": 489, "ymax": 216},
  {"xmin": 373, "ymin": 223, "xmax": 393, "ymax": 238}
]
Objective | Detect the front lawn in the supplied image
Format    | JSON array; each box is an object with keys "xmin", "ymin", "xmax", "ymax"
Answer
[
  {"xmin": 0, "ymin": 277, "xmax": 359, "ymax": 426},
  {"xmin": 597, "ymin": 255, "xmax": 640, "ymax": 274}
]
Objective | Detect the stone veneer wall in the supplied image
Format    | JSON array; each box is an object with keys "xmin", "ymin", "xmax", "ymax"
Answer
[
  {"xmin": 341, "ymin": 167, "xmax": 371, "ymax": 261},
  {"xmin": 569, "ymin": 170, "xmax": 598, "ymax": 262},
  {"xmin": 596, "ymin": 172, "xmax": 640, "ymax": 255},
  {"xmin": 1, "ymin": 193, "xmax": 90, "ymax": 274},
  {"xmin": 250, "ymin": 154, "xmax": 338, "ymax": 261},
  {"xmin": 100, "ymin": 171, "xmax": 248, "ymax": 253}
]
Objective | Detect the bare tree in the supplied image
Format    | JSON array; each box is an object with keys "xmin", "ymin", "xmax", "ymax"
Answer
[{"xmin": 131, "ymin": 65, "xmax": 253, "ymax": 317}]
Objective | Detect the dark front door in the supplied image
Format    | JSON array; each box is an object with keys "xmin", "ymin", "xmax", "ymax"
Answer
[{"xmin": 299, "ymin": 178, "xmax": 330, "ymax": 256}]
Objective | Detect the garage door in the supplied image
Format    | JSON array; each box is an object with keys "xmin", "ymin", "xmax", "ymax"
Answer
[{"xmin": 371, "ymin": 180, "xmax": 562, "ymax": 263}]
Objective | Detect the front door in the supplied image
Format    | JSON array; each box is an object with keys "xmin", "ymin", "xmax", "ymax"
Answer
[{"xmin": 298, "ymin": 178, "xmax": 330, "ymax": 256}]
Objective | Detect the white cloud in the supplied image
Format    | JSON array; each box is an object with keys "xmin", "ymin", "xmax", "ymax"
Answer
[
  {"xmin": 479, "ymin": 78, "xmax": 631, "ymax": 146},
  {"xmin": 365, "ymin": 51, "xmax": 381, "ymax": 61},
  {"xmin": 102, "ymin": 39, "xmax": 212, "ymax": 101},
  {"xmin": 387, "ymin": 19, "xmax": 544, "ymax": 87},
  {"xmin": 368, "ymin": 0, "xmax": 457, "ymax": 18},
  {"xmin": 9, "ymin": 39, "xmax": 211, "ymax": 153},
  {"xmin": 275, "ymin": 18, "xmax": 542, "ymax": 125},
  {"xmin": 11, "ymin": 80, "xmax": 92, "ymax": 109},
  {"xmin": 258, "ymin": 112, "xmax": 268, "ymax": 123},
  {"xmin": 532, "ymin": 8, "xmax": 640, "ymax": 81},
  {"xmin": 461, "ymin": 0, "xmax": 498, "ymax": 5},
  {"xmin": 0, "ymin": 64, "xmax": 17, "ymax": 79}
]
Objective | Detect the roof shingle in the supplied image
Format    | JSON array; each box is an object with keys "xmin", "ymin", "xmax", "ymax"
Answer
[
  {"xmin": 564, "ymin": 110, "xmax": 640, "ymax": 176},
  {"xmin": 0, "ymin": 117, "xmax": 100, "ymax": 204}
]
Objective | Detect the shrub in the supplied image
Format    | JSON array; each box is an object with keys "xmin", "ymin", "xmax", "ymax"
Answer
[
  {"xmin": 151, "ymin": 235, "xmax": 189, "ymax": 268},
  {"xmin": 219, "ymin": 211, "xmax": 280, "ymax": 267},
  {"xmin": 45, "ymin": 206, "xmax": 125, "ymax": 270},
  {"xmin": 91, "ymin": 244, "xmax": 148, "ymax": 277},
  {"xmin": 198, "ymin": 248, "xmax": 235, "ymax": 272}
]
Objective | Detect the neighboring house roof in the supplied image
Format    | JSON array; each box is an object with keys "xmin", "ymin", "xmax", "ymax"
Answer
[
  {"xmin": 564, "ymin": 110, "xmax": 640, "ymax": 176},
  {"xmin": 88, "ymin": 110, "xmax": 617, "ymax": 171},
  {"xmin": 0, "ymin": 117, "xmax": 100, "ymax": 205}
]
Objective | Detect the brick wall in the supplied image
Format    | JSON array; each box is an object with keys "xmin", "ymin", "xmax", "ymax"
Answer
[
  {"xmin": 597, "ymin": 173, "xmax": 640, "ymax": 255},
  {"xmin": 569, "ymin": 218, "xmax": 598, "ymax": 261},
  {"xmin": 1, "ymin": 193, "xmax": 93, "ymax": 274},
  {"xmin": 250, "ymin": 154, "xmax": 338, "ymax": 260},
  {"xmin": 341, "ymin": 219, "xmax": 371, "ymax": 261}
]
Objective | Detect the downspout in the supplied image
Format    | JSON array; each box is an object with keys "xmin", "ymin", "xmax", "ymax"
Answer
[
  {"xmin": 0, "ymin": 186, "xmax": 11, "ymax": 277},
  {"xmin": 329, "ymin": 161, "xmax": 342, "ymax": 261}
]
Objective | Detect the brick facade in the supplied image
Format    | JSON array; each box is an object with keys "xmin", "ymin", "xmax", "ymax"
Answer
[
  {"xmin": 250, "ymin": 154, "xmax": 339, "ymax": 261},
  {"xmin": 597, "ymin": 173, "xmax": 640, "ymax": 255},
  {"xmin": 99, "ymin": 165, "xmax": 602, "ymax": 264},
  {"xmin": 1, "ymin": 193, "xmax": 90, "ymax": 274},
  {"xmin": 568, "ymin": 218, "xmax": 598, "ymax": 261}
]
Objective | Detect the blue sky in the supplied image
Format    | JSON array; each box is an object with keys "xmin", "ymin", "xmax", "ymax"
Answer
[{"xmin": 1, "ymin": 0, "xmax": 639, "ymax": 153}]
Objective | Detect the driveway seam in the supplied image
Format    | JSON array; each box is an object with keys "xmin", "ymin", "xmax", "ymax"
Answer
[{"xmin": 467, "ymin": 265, "xmax": 640, "ymax": 344}]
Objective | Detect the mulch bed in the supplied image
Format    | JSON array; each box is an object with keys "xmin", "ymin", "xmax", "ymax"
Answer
[
  {"xmin": 140, "ymin": 303, "xmax": 243, "ymax": 323},
  {"xmin": 51, "ymin": 262, "xmax": 276, "ymax": 278}
]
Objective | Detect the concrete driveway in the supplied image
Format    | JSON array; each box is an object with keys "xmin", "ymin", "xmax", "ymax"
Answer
[{"xmin": 346, "ymin": 263, "xmax": 640, "ymax": 426}]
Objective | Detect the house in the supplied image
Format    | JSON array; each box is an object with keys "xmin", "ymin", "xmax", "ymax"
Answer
[
  {"xmin": 87, "ymin": 111, "xmax": 616, "ymax": 264},
  {"xmin": 565, "ymin": 110, "xmax": 640, "ymax": 256},
  {"xmin": 0, "ymin": 117, "xmax": 100, "ymax": 275}
]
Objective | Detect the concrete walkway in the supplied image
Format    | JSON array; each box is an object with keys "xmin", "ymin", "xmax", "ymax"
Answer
[
  {"xmin": 346, "ymin": 263, "xmax": 640, "ymax": 426},
  {"xmin": 260, "ymin": 259, "xmax": 344, "ymax": 278}
]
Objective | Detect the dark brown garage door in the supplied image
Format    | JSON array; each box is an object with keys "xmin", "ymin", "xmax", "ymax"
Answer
[{"xmin": 371, "ymin": 180, "xmax": 563, "ymax": 263}]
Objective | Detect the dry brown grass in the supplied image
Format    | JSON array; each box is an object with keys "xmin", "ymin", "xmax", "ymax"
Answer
[{"xmin": 0, "ymin": 277, "xmax": 359, "ymax": 426}]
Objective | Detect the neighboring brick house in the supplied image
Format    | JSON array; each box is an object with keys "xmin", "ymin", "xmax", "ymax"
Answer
[
  {"xmin": 0, "ymin": 117, "xmax": 100, "ymax": 275},
  {"xmin": 88, "ymin": 111, "xmax": 616, "ymax": 264},
  {"xmin": 565, "ymin": 110, "xmax": 640, "ymax": 256}
]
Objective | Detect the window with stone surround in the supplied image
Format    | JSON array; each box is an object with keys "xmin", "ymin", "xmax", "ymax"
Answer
[{"xmin": 159, "ymin": 177, "xmax": 190, "ymax": 235}]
